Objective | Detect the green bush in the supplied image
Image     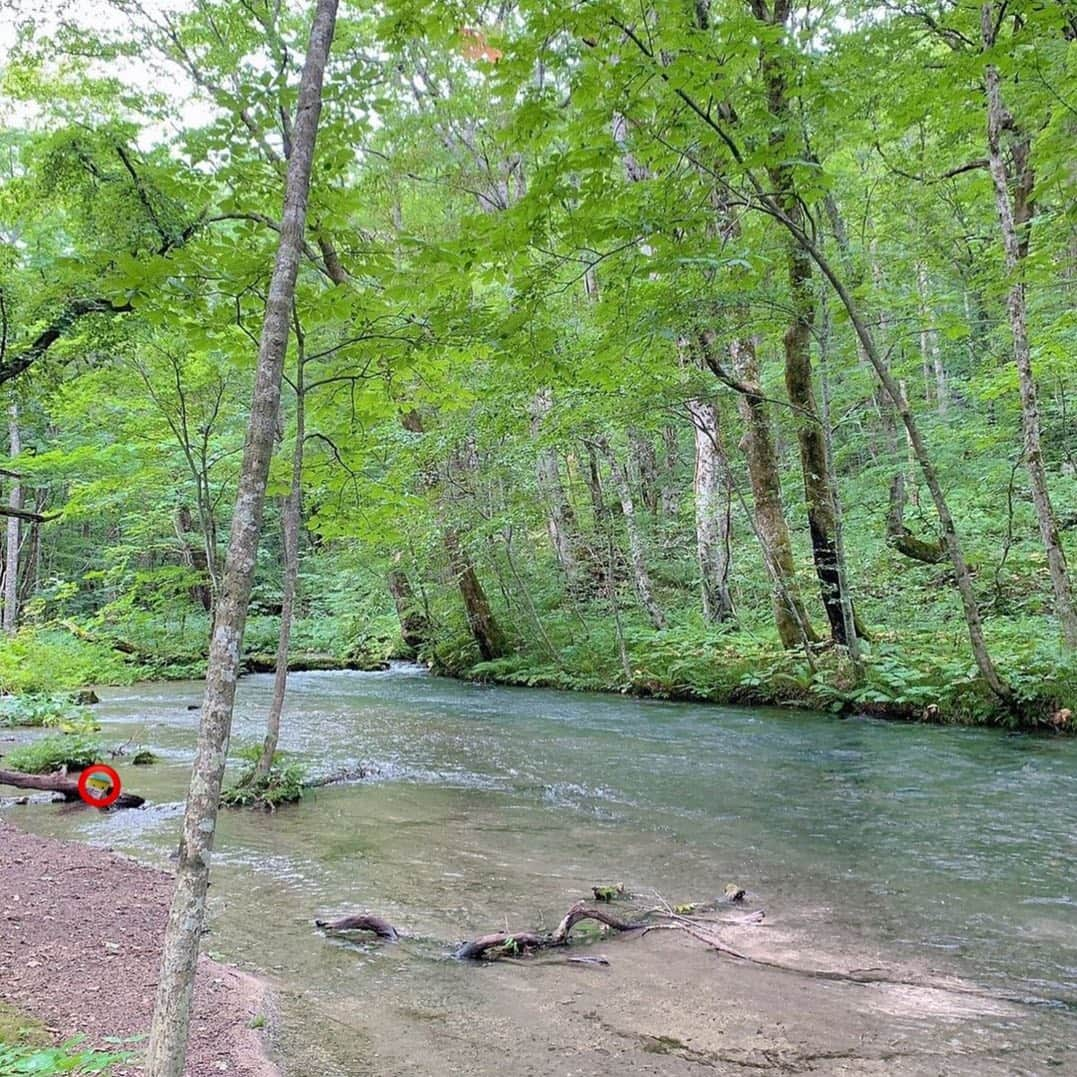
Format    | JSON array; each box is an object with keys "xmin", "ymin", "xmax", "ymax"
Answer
[{"xmin": 3, "ymin": 734, "xmax": 103, "ymax": 775}]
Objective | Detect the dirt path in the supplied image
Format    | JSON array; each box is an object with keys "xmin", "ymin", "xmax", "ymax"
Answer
[{"xmin": 0, "ymin": 819, "xmax": 277, "ymax": 1077}]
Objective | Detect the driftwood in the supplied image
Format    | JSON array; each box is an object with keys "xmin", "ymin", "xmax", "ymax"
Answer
[
  {"xmin": 303, "ymin": 766, "xmax": 373, "ymax": 789},
  {"xmin": 0, "ymin": 768, "xmax": 145, "ymax": 809},
  {"xmin": 455, "ymin": 901, "xmax": 646, "ymax": 960},
  {"xmin": 315, "ymin": 913, "xmax": 399, "ymax": 941}
]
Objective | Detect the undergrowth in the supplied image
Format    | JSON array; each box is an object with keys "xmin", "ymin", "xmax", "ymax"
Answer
[
  {"xmin": 220, "ymin": 744, "xmax": 307, "ymax": 809},
  {"xmin": 0, "ymin": 695, "xmax": 99, "ymax": 733},
  {"xmin": 2, "ymin": 734, "xmax": 103, "ymax": 774}
]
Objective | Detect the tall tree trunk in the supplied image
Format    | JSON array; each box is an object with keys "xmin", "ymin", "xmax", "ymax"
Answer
[
  {"xmin": 660, "ymin": 425, "xmax": 680, "ymax": 520},
  {"xmin": 596, "ymin": 437, "xmax": 665, "ymax": 630},
  {"xmin": 388, "ymin": 556, "xmax": 430, "ymax": 650},
  {"xmin": 530, "ymin": 389, "xmax": 584, "ymax": 585},
  {"xmin": 629, "ymin": 429, "xmax": 660, "ymax": 515},
  {"xmin": 917, "ymin": 263, "xmax": 948, "ymax": 414},
  {"xmin": 146, "ymin": 5, "xmax": 338, "ymax": 1074},
  {"xmin": 400, "ymin": 411, "xmax": 506, "ymax": 658},
  {"xmin": 4, "ymin": 403, "xmax": 21, "ymax": 635},
  {"xmin": 17, "ymin": 489, "xmax": 44, "ymax": 609},
  {"xmin": 443, "ymin": 527, "xmax": 507, "ymax": 660},
  {"xmin": 583, "ymin": 440, "xmax": 609, "ymax": 528},
  {"xmin": 687, "ymin": 398, "xmax": 734, "ymax": 623},
  {"xmin": 982, "ymin": 4, "xmax": 1077, "ymax": 649},
  {"xmin": 174, "ymin": 506, "xmax": 213, "ymax": 612},
  {"xmin": 769, "ymin": 208, "xmax": 1008, "ymax": 694},
  {"xmin": 726, "ymin": 336, "xmax": 817, "ymax": 648},
  {"xmin": 254, "ymin": 320, "xmax": 306, "ymax": 782},
  {"xmin": 752, "ymin": 0, "xmax": 856, "ymax": 647}
]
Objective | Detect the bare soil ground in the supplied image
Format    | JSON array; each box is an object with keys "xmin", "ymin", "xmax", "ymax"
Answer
[{"xmin": 0, "ymin": 819, "xmax": 277, "ymax": 1077}]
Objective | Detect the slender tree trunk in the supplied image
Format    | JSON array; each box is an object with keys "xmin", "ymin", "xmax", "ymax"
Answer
[
  {"xmin": 596, "ymin": 437, "xmax": 665, "ymax": 630},
  {"xmin": 530, "ymin": 389, "xmax": 584, "ymax": 585},
  {"xmin": 917, "ymin": 263, "xmax": 948, "ymax": 414},
  {"xmin": 255, "ymin": 323, "xmax": 306, "ymax": 781},
  {"xmin": 775, "ymin": 211, "xmax": 1008, "ymax": 694},
  {"xmin": 660, "ymin": 425, "xmax": 679, "ymax": 520},
  {"xmin": 146, "ymin": 6, "xmax": 338, "ymax": 1074},
  {"xmin": 388, "ymin": 559, "xmax": 431, "ymax": 650},
  {"xmin": 400, "ymin": 411, "xmax": 506, "ymax": 658},
  {"xmin": 687, "ymin": 398, "xmax": 734, "ymax": 623},
  {"xmin": 174, "ymin": 507, "xmax": 213, "ymax": 612},
  {"xmin": 4, "ymin": 403, "xmax": 21, "ymax": 635},
  {"xmin": 982, "ymin": 5, "xmax": 1077, "ymax": 649},
  {"xmin": 17, "ymin": 489, "xmax": 44, "ymax": 608},
  {"xmin": 629, "ymin": 429, "xmax": 660, "ymax": 515},
  {"xmin": 727, "ymin": 336, "xmax": 817, "ymax": 648},
  {"xmin": 584, "ymin": 440, "xmax": 608, "ymax": 528}
]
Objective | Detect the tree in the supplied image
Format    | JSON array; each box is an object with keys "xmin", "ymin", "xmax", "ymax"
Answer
[{"xmin": 145, "ymin": 3, "xmax": 339, "ymax": 1073}]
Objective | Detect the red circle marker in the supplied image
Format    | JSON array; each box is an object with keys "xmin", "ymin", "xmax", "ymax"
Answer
[{"xmin": 77, "ymin": 764, "xmax": 122, "ymax": 809}]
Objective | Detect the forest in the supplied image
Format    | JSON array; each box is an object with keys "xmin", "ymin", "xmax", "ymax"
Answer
[
  {"xmin": 0, "ymin": 0, "xmax": 1074, "ymax": 727},
  {"xmin": 0, "ymin": 1, "xmax": 1075, "ymax": 1072}
]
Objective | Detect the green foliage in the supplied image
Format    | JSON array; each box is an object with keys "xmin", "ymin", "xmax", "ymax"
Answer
[
  {"xmin": 0, "ymin": 1037, "xmax": 126, "ymax": 1076},
  {"xmin": 0, "ymin": 0, "xmax": 1073, "ymax": 736},
  {"xmin": 0, "ymin": 632, "xmax": 132, "ymax": 695},
  {"xmin": 3, "ymin": 734, "xmax": 102, "ymax": 774},
  {"xmin": 0, "ymin": 695, "xmax": 98, "ymax": 733},
  {"xmin": 221, "ymin": 745, "xmax": 307, "ymax": 810}
]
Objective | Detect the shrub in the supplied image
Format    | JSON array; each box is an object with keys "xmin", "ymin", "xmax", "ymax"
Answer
[
  {"xmin": 3, "ymin": 734, "xmax": 103, "ymax": 774},
  {"xmin": 220, "ymin": 744, "xmax": 307, "ymax": 809},
  {"xmin": 0, "ymin": 630, "xmax": 132, "ymax": 695}
]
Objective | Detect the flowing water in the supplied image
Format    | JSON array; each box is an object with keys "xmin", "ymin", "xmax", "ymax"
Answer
[{"xmin": 3, "ymin": 665, "xmax": 1075, "ymax": 1074}]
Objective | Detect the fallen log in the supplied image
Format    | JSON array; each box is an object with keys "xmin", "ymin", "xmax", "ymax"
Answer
[
  {"xmin": 315, "ymin": 913, "xmax": 399, "ymax": 941},
  {"xmin": 0, "ymin": 768, "xmax": 145, "ymax": 809},
  {"xmin": 303, "ymin": 766, "xmax": 373, "ymax": 790}
]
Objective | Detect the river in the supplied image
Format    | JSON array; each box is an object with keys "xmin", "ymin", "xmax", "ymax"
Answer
[{"xmin": 3, "ymin": 665, "xmax": 1075, "ymax": 1074}]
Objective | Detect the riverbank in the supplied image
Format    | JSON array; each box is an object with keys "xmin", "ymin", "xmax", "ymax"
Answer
[
  {"xmin": 0, "ymin": 622, "xmax": 1072, "ymax": 733},
  {"xmin": 0, "ymin": 820, "xmax": 278, "ymax": 1077}
]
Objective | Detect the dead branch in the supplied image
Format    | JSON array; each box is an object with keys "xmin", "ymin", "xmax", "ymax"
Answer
[
  {"xmin": 456, "ymin": 900, "xmax": 647, "ymax": 960},
  {"xmin": 550, "ymin": 901, "xmax": 644, "ymax": 944},
  {"xmin": 315, "ymin": 913, "xmax": 399, "ymax": 941}
]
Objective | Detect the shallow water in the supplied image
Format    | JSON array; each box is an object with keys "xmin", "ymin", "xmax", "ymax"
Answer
[{"xmin": 3, "ymin": 666, "xmax": 1075, "ymax": 1074}]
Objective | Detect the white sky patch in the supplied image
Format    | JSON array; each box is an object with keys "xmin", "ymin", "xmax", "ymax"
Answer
[{"xmin": 1, "ymin": 0, "xmax": 216, "ymax": 145}]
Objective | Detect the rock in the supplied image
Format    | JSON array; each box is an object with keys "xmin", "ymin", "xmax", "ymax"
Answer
[{"xmin": 74, "ymin": 689, "xmax": 100, "ymax": 706}]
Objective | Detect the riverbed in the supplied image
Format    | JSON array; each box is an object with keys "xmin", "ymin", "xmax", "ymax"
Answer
[{"xmin": 2, "ymin": 665, "xmax": 1074, "ymax": 1074}]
